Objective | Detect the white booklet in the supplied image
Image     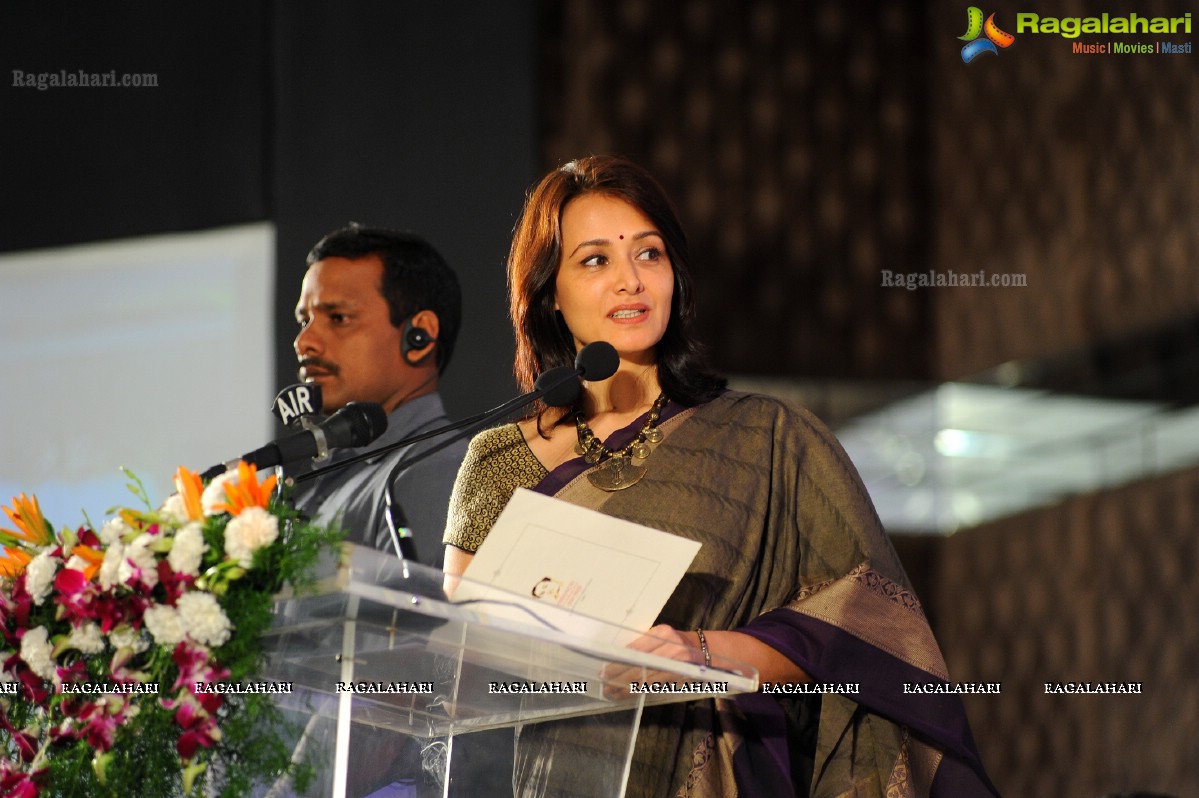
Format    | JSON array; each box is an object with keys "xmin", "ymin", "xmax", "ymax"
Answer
[{"xmin": 452, "ymin": 488, "xmax": 701, "ymax": 644}]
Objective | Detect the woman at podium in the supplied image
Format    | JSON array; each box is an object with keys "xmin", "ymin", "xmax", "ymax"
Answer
[{"xmin": 443, "ymin": 156, "xmax": 998, "ymax": 798}]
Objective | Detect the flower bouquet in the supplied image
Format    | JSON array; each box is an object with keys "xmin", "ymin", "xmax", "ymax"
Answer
[{"xmin": 0, "ymin": 463, "xmax": 342, "ymax": 797}]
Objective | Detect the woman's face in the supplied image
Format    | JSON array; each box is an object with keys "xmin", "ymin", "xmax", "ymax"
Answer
[{"xmin": 554, "ymin": 193, "xmax": 674, "ymax": 364}]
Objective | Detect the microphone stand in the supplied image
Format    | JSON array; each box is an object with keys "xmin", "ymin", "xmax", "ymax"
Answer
[
  {"xmin": 279, "ymin": 340, "xmax": 616, "ymax": 569},
  {"xmin": 352, "ymin": 366, "xmax": 588, "ymax": 603},
  {"xmin": 268, "ymin": 365, "xmax": 579, "ymax": 580},
  {"xmin": 287, "ymin": 365, "xmax": 583, "ymax": 489},
  {"xmin": 375, "ymin": 366, "xmax": 578, "ymax": 557}
]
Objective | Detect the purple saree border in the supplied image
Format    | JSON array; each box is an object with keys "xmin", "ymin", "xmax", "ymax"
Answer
[
  {"xmin": 729, "ymin": 690, "xmax": 800, "ymax": 794},
  {"xmin": 740, "ymin": 609, "xmax": 1002, "ymax": 797}
]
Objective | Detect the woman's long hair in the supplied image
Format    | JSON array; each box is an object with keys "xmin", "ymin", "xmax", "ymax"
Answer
[{"xmin": 508, "ymin": 155, "xmax": 725, "ymax": 419}]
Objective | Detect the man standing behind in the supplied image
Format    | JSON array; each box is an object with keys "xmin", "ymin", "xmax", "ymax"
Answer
[{"xmin": 289, "ymin": 224, "xmax": 465, "ymax": 569}]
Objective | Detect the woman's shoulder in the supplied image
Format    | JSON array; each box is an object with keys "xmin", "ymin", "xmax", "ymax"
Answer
[
  {"xmin": 698, "ymin": 389, "xmax": 829, "ymax": 431},
  {"xmin": 467, "ymin": 422, "xmax": 527, "ymax": 454},
  {"xmin": 462, "ymin": 421, "xmax": 547, "ymax": 479},
  {"xmin": 690, "ymin": 389, "xmax": 856, "ymax": 460}
]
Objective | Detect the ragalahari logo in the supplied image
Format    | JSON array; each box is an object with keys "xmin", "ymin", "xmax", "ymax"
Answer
[{"xmin": 959, "ymin": 7, "xmax": 1016, "ymax": 62}]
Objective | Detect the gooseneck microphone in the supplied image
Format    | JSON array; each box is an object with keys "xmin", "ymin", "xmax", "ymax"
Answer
[
  {"xmin": 200, "ymin": 401, "xmax": 388, "ymax": 481},
  {"xmin": 376, "ymin": 341, "xmax": 619, "ymax": 563},
  {"xmin": 385, "ymin": 364, "xmax": 585, "ymax": 558},
  {"xmin": 291, "ymin": 340, "xmax": 621, "ymax": 490},
  {"xmin": 277, "ymin": 341, "xmax": 618, "ymax": 567}
]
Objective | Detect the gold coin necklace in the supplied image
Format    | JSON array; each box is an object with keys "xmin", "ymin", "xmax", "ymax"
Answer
[{"xmin": 575, "ymin": 394, "xmax": 669, "ymax": 491}]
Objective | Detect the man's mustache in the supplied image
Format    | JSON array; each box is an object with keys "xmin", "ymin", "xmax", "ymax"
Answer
[{"xmin": 297, "ymin": 357, "xmax": 339, "ymax": 380}]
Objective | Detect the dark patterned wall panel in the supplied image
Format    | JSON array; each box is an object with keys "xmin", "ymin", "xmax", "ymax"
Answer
[
  {"xmin": 543, "ymin": 1, "xmax": 1199, "ymax": 383},
  {"xmin": 541, "ymin": 0, "xmax": 934, "ymax": 380},
  {"xmin": 929, "ymin": 0, "xmax": 1199, "ymax": 379},
  {"xmin": 934, "ymin": 466, "xmax": 1199, "ymax": 798}
]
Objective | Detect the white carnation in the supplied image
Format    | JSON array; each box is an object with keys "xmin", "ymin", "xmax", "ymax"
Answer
[
  {"xmin": 201, "ymin": 472, "xmax": 237, "ymax": 516},
  {"xmin": 176, "ymin": 592, "xmax": 232, "ymax": 647},
  {"xmin": 20, "ymin": 626, "xmax": 56, "ymax": 681},
  {"xmin": 65, "ymin": 555, "xmax": 89, "ymax": 572},
  {"xmin": 223, "ymin": 506, "xmax": 278, "ymax": 568},
  {"xmin": 168, "ymin": 523, "xmax": 207, "ymax": 576},
  {"xmin": 99, "ymin": 516, "xmax": 134, "ymax": 545},
  {"xmin": 110, "ymin": 625, "xmax": 150, "ymax": 654},
  {"xmin": 159, "ymin": 492, "xmax": 190, "ymax": 524},
  {"xmin": 24, "ymin": 551, "xmax": 58, "ymax": 606},
  {"xmin": 143, "ymin": 604, "xmax": 186, "ymax": 647},
  {"xmin": 66, "ymin": 623, "xmax": 105, "ymax": 655},
  {"xmin": 117, "ymin": 534, "xmax": 159, "ymax": 589},
  {"xmin": 98, "ymin": 541, "xmax": 126, "ymax": 589}
]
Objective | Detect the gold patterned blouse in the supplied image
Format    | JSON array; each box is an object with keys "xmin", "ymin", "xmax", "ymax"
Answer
[{"xmin": 442, "ymin": 423, "xmax": 547, "ymax": 553}]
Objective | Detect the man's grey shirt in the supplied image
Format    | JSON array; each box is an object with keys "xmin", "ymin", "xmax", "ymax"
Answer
[{"xmin": 288, "ymin": 393, "xmax": 466, "ymax": 569}]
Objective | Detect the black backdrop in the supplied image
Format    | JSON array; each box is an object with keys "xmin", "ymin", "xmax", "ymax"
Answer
[{"xmin": 1, "ymin": 0, "xmax": 538, "ymax": 418}]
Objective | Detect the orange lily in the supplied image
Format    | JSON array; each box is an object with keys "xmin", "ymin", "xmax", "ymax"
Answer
[
  {"xmin": 1, "ymin": 493, "xmax": 54, "ymax": 549},
  {"xmin": 69, "ymin": 543, "xmax": 105, "ymax": 581},
  {"xmin": 173, "ymin": 466, "xmax": 205, "ymax": 522},
  {"xmin": 216, "ymin": 461, "xmax": 278, "ymax": 516},
  {"xmin": 0, "ymin": 493, "xmax": 55, "ymax": 579},
  {"xmin": 0, "ymin": 548, "xmax": 33, "ymax": 579},
  {"xmin": 118, "ymin": 507, "xmax": 147, "ymax": 530}
]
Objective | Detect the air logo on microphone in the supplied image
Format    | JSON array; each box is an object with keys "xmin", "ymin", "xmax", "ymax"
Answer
[{"xmin": 272, "ymin": 384, "xmax": 322, "ymax": 428}]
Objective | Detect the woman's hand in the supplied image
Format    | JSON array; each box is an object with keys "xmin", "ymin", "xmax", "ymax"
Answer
[
  {"xmin": 602, "ymin": 624, "xmax": 812, "ymax": 697},
  {"xmin": 600, "ymin": 624, "xmax": 703, "ymax": 698},
  {"xmin": 624, "ymin": 623, "xmax": 699, "ymax": 662}
]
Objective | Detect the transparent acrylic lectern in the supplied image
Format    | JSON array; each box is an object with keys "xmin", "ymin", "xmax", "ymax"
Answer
[{"xmin": 258, "ymin": 544, "xmax": 758, "ymax": 798}]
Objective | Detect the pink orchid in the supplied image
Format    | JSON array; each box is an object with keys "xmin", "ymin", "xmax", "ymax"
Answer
[
  {"xmin": 88, "ymin": 591, "xmax": 150, "ymax": 634},
  {"xmin": 7, "ymin": 580, "xmax": 32, "ymax": 632},
  {"xmin": 0, "ymin": 767, "xmax": 44, "ymax": 798},
  {"xmin": 0, "ymin": 708, "xmax": 38, "ymax": 763},
  {"xmin": 171, "ymin": 641, "xmax": 228, "ymax": 697},
  {"xmin": 157, "ymin": 560, "xmax": 195, "ymax": 604},
  {"xmin": 53, "ymin": 567, "xmax": 93, "ymax": 620},
  {"xmin": 79, "ymin": 704, "xmax": 122, "ymax": 751},
  {"xmin": 162, "ymin": 688, "xmax": 223, "ymax": 760},
  {"xmin": 176, "ymin": 721, "xmax": 221, "ymax": 761},
  {"xmin": 2, "ymin": 653, "xmax": 50, "ymax": 706},
  {"xmin": 55, "ymin": 659, "xmax": 88, "ymax": 685}
]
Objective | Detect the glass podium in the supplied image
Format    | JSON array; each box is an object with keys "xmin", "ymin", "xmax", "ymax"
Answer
[{"xmin": 258, "ymin": 544, "xmax": 758, "ymax": 798}]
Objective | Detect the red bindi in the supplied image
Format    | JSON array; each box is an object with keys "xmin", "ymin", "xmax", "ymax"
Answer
[{"xmin": 619, "ymin": 234, "xmax": 624, "ymax": 239}]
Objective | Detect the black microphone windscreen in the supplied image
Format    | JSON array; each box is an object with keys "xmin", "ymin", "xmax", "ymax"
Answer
[
  {"xmin": 575, "ymin": 341, "xmax": 619, "ymax": 381},
  {"xmin": 268, "ymin": 401, "xmax": 387, "ymax": 467},
  {"xmin": 535, "ymin": 365, "xmax": 582, "ymax": 407},
  {"xmin": 272, "ymin": 383, "xmax": 322, "ymax": 427},
  {"xmin": 328, "ymin": 402, "xmax": 389, "ymax": 448}
]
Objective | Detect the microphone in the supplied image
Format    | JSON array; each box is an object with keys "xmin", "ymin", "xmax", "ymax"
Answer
[
  {"xmin": 291, "ymin": 341, "xmax": 620, "ymax": 490},
  {"xmin": 573, "ymin": 339, "xmax": 620, "ymax": 383},
  {"xmin": 378, "ymin": 357, "xmax": 600, "ymax": 564},
  {"xmin": 375, "ymin": 341, "xmax": 618, "ymax": 564},
  {"xmin": 280, "ymin": 341, "xmax": 618, "ymax": 572},
  {"xmin": 201, "ymin": 401, "xmax": 388, "ymax": 481}
]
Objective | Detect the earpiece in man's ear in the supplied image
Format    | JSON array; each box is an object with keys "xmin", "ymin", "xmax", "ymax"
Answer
[{"xmin": 401, "ymin": 315, "xmax": 436, "ymax": 364}]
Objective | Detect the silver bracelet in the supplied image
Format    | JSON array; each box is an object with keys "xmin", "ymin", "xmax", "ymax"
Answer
[{"xmin": 695, "ymin": 629, "xmax": 712, "ymax": 669}]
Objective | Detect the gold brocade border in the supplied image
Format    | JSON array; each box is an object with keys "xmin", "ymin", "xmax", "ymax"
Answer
[
  {"xmin": 676, "ymin": 733, "xmax": 716, "ymax": 798},
  {"xmin": 885, "ymin": 729, "xmax": 943, "ymax": 797},
  {"xmin": 795, "ymin": 563, "xmax": 925, "ymax": 616},
  {"xmin": 885, "ymin": 733, "xmax": 913, "ymax": 798},
  {"xmin": 676, "ymin": 699, "xmax": 741, "ymax": 798},
  {"xmin": 909, "ymin": 736, "xmax": 943, "ymax": 796},
  {"xmin": 785, "ymin": 565, "xmax": 949, "ymax": 680}
]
